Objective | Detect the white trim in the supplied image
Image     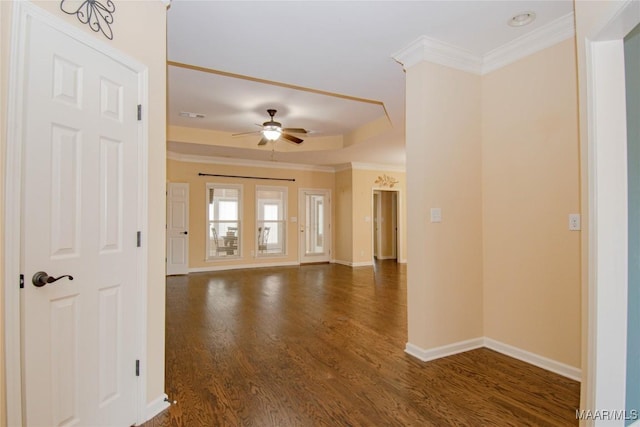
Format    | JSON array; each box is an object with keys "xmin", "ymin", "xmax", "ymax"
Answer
[
  {"xmin": 371, "ymin": 187, "xmax": 403, "ymax": 267},
  {"xmin": 333, "ymin": 163, "xmax": 352, "ymax": 172},
  {"xmin": 135, "ymin": 66, "xmax": 151, "ymax": 427},
  {"xmin": 298, "ymin": 188, "xmax": 332, "ymax": 264},
  {"xmin": 206, "ymin": 182, "xmax": 243, "ymax": 261},
  {"xmin": 582, "ymin": 0, "xmax": 640, "ymax": 419},
  {"xmin": 350, "ymin": 162, "xmax": 406, "ymax": 173},
  {"xmin": 4, "ymin": 3, "xmax": 151, "ymax": 425},
  {"xmin": 167, "ymin": 151, "xmax": 335, "ymax": 173},
  {"xmin": 188, "ymin": 261, "xmax": 300, "ymax": 273},
  {"xmin": 167, "ymin": 152, "xmax": 407, "ymax": 174},
  {"xmin": 398, "ymin": 259, "xmax": 407, "ymax": 264},
  {"xmin": 484, "ymin": 338, "xmax": 582, "ymax": 382},
  {"xmin": 352, "ymin": 261, "xmax": 374, "ymax": 267},
  {"xmin": 482, "ymin": 13, "xmax": 575, "ymax": 74},
  {"xmin": 392, "ymin": 13, "xmax": 575, "ymax": 76},
  {"xmin": 405, "ymin": 338, "xmax": 582, "ymax": 382},
  {"xmin": 405, "ymin": 338, "xmax": 484, "ymax": 362},
  {"xmin": 375, "ymin": 256, "xmax": 397, "ymax": 260},
  {"xmin": 255, "ymin": 185, "xmax": 288, "ymax": 258},
  {"xmin": 4, "ymin": 3, "xmax": 29, "ymax": 424},
  {"xmin": 392, "ymin": 35, "xmax": 483, "ymax": 74},
  {"xmin": 332, "ymin": 259, "xmax": 374, "ymax": 267},
  {"xmin": 139, "ymin": 393, "xmax": 170, "ymax": 426}
]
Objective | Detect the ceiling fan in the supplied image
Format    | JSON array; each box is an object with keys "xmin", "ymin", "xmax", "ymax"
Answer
[{"xmin": 233, "ymin": 109, "xmax": 308, "ymax": 146}]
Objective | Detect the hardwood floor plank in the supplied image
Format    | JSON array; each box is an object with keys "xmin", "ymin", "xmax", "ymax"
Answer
[{"xmin": 142, "ymin": 261, "xmax": 579, "ymax": 426}]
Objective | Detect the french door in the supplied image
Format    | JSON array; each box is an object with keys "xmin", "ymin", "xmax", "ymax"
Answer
[{"xmin": 299, "ymin": 189, "xmax": 331, "ymax": 263}]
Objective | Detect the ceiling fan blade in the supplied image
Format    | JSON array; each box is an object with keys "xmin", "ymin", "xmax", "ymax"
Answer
[
  {"xmin": 281, "ymin": 133, "xmax": 304, "ymax": 144},
  {"xmin": 257, "ymin": 136, "xmax": 269, "ymax": 146},
  {"xmin": 282, "ymin": 128, "xmax": 308, "ymax": 134},
  {"xmin": 232, "ymin": 130, "xmax": 261, "ymax": 137}
]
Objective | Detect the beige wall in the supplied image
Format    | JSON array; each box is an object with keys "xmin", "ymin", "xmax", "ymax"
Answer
[
  {"xmin": 406, "ymin": 61, "xmax": 484, "ymax": 349},
  {"xmin": 405, "ymin": 37, "xmax": 581, "ymax": 369},
  {"xmin": 482, "ymin": 39, "xmax": 581, "ymax": 367},
  {"xmin": 167, "ymin": 159, "xmax": 335, "ymax": 268},
  {"xmin": 335, "ymin": 169, "xmax": 353, "ymax": 263},
  {"xmin": 1, "ymin": 0, "xmax": 168, "ymax": 417}
]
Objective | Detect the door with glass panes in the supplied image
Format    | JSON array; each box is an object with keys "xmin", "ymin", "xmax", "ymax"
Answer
[{"xmin": 299, "ymin": 189, "xmax": 331, "ymax": 263}]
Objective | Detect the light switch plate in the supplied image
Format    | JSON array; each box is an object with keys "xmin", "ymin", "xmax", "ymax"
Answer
[
  {"xmin": 569, "ymin": 213, "xmax": 581, "ymax": 231},
  {"xmin": 430, "ymin": 208, "xmax": 442, "ymax": 223}
]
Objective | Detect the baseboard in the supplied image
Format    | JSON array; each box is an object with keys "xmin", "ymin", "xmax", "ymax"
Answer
[
  {"xmin": 332, "ymin": 259, "xmax": 374, "ymax": 267},
  {"xmin": 398, "ymin": 259, "xmax": 407, "ymax": 264},
  {"xmin": 375, "ymin": 256, "xmax": 397, "ymax": 260},
  {"xmin": 188, "ymin": 261, "xmax": 299, "ymax": 273},
  {"xmin": 139, "ymin": 393, "xmax": 170, "ymax": 425},
  {"xmin": 405, "ymin": 337, "xmax": 582, "ymax": 382},
  {"xmin": 405, "ymin": 338, "xmax": 484, "ymax": 362},
  {"xmin": 352, "ymin": 261, "xmax": 374, "ymax": 267},
  {"xmin": 484, "ymin": 337, "xmax": 582, "ymax": 382}
]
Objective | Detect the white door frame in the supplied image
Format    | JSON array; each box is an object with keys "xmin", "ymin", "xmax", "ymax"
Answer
[
  {"xmin": 371, "ymin": 188, "xmax": 402, "ymax": 263},
  {"xmin": 3, "ymin": 3, "xmax": 150, "ymax": 425},
  {"xmin": 298, "ymin": 188, "xmax": 332, "ymax": 263},
  {"xmin": 373, "ymin": 191, "xmax": 381, "ymax": 258},
  {"xmin": 583, "ymin": 0, "xmax": 640, "ymax": 420}
]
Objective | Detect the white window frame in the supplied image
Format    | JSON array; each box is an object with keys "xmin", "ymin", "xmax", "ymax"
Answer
[
  {"xmin": 256, "ymin": 185, "xmax": 287, "ymax": 257},
  {"xmin": 206, "ymin": 183, "xmax": 243, "ymax": 260}
]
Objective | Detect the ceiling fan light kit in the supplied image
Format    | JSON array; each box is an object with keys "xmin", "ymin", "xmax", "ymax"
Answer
[{"xmin": 233, "ymin": 109, "xmax": 308, "ymax": 146}]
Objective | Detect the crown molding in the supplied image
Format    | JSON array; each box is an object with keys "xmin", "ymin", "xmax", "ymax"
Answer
[
  {"xmin": 167, "ymin": 151, "xmax": 335, "ymax": 173},
  {"xmin": 392, "ymin": 13, "xmax": 575, "ymax": 76},
  {"xmin": 392, "ymin": 36, "xmax": 483, "ymax": 75},
  {"xmin": 333, "ymin": 163, "xmax": 353, "ymax": 173},
  {"xmin": 350, "ymin": 162, "xmax": 406, "ymax": 173},
  {"xmin": 482, "ymin": 12, "xmax": 575, "ymax": 74}
]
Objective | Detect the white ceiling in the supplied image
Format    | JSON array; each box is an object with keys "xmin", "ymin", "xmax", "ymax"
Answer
[{"xmin": 167, "ymin": 0, "xmax": 574, "ymax": 168}]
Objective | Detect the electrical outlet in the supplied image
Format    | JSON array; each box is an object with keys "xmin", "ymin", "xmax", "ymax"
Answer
[{"xmin": 569, "ymin": 214, "xmax": 581, "ymax": 231}]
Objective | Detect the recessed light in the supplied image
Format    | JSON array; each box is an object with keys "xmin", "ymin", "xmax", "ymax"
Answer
[
  {"xmin": 179, "ymin": 111, "xmax": 205, "ymax": 119},
  {"xmin": 508, "ymin": 11, "xmax": 536, "ymax": 27}
]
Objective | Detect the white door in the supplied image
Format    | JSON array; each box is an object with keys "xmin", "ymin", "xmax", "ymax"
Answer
[
  {"xmin": 22, "ymin": 17, "xmax": 140, "ymax": 426},
  {"xmin": 299, "ymin": 189, "xmax": 331, "ymax": 263},
  {"xmin": 166, "ymin": 183, "xmax": 189, "ymax": 275}
]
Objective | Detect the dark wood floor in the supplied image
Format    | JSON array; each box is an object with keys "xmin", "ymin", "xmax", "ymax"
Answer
[{"xmin": 142, "ymin": 260, "xmax": 580, "ymax": 426}]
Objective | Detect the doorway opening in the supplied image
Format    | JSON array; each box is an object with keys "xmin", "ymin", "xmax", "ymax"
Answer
[{"xmin": 373, "ymin": 190, "xmax": 399, "ymax": 262}]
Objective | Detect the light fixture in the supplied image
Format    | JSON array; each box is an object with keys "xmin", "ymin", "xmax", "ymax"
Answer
[
  {"xmin": 508, "ymin": 11, "xmax": 536, "ymax": 27},
  {"xmin": 262, "ymin": 123, "xmax": 282, "ymax": 141}
]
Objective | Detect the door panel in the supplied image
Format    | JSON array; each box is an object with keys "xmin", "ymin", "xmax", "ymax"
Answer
[
  {"xmin": 166, "ymin": 183, "xmax": 190, "ymax": 275},
  {"xmin": 22, "ymin": 17, "xmax": 139, "ymax": 426},
  {"xmin": 299, "ymin": 189, "xmax": 331, "ymax": 263}
]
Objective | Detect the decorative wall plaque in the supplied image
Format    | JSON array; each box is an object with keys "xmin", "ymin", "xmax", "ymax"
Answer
[
  {"xmin": 374, "ymin": 174, "xmax": 399, "ymax": 188},
  {"xmin": 60, "ymin": 0, "xmax": 115, "ymax": 40}
]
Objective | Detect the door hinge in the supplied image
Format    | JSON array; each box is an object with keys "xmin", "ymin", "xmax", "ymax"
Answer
[
  {"xmin": 135, "ymin": 360, "xmax": 140, "ymax": 376},
  {"xmin": 19, "ymin": 274, "xmax": 24, "ymax": 289},
  {"xmin": 137, "ymin": 104, "xmax": 142, "ymax": 121},
  {"xmin": 137, "ymin": 231, "xmax": 141, "ymax": 247}
]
